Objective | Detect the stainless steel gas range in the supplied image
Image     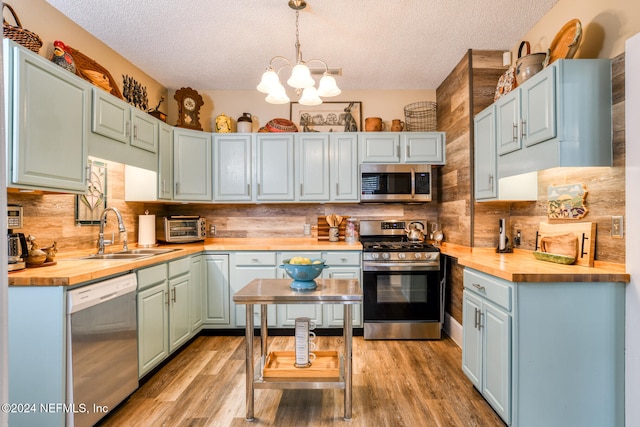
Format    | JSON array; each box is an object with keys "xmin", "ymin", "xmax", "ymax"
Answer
[{"xmin": 360, "ymin": 219, "xmax": 443, "ymax": 340}]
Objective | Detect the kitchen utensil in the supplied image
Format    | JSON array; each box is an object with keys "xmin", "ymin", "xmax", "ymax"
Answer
[
  {"xmin": 548, "ymin": 19, "xmax": 582, "ymax": 64},
  {"xmin": 7, "ymin": 232, "xmax": 27, "ymax": 264},
  {"xmin": 532, "ymin": 251, "xmax": 576, "ymax": 265},
  {"xmin": 540, "ymin": 232, "xmax": 578, "ymax": 258},
  {"xmin": 329, "ymin": 227, "xmax": 339, "ymax": 242},
  {"xmin": 515, "ymin": 41, "xmax": 547, "ymax": 86},
  {"xmin": 279, "ymin": 259, "xmax": 328, "ymax": 290},
  {"xmin": 536, "ymin": 222, "xmax": 595, "ymax": 267},
  {"xmin": 405, "ymin": 222, "xmax": 425, "ymax": 241},
  {"xmin": 365, "ymin": 117, "xmax": 385, "ymax": 132}
]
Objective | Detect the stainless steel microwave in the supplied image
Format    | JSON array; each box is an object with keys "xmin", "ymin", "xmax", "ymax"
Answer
[
  {"xmin": 158, "ymin": 216, "xmax": 206, "ymax": 243},
  {"xmin": 360, "ymin": 164, "xmax": 432, "ymax": 203}
]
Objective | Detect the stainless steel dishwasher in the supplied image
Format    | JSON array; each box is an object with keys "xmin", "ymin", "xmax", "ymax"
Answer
[{"xmin": 66, "ymin": 273, "xmax": 138, "ymax": 427}]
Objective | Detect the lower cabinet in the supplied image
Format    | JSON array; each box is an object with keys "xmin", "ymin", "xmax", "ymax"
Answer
[
  {"xmin": 462, "ymin": 279, "xmax": 511, "ymax": 422},
  {"xmin": 230, "ymin": 252, "xmax": 279, "ymax": 327},
  {"xmin": 137, "ymin": 256, "xmax": 199, "ymax": 377},
  {"xmin": 203, "ymin": 253, "xmax": 230, "ymax": 326},
  {"xmin": 462, "ymin": 267, "xmax": 625, "ymax": 427},
  {"xmin": 277, "ymin": 251, "xmax": 324, "ymax": 327}
]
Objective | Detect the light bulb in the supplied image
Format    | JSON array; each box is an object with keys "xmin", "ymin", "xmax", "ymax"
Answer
[
  {"xmin": 317, "ymin": 73, "xmax": 341, "ymax": 97},
  {"xmin": 287, "ymin": 63, "xmax": 315, "ymax": 88}
]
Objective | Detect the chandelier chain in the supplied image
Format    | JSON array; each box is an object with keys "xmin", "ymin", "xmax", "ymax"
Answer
[{"xmin": 295, "ymin": 10, "xmax": 302, "ymax": 63}]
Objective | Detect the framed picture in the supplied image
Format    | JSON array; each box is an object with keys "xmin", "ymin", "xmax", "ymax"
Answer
[
  {"xmin": 290, "ymin": 101, "xmax": 362, "ymax": 132},
  {"xmin": 75, "ymin": 159, "xmax": 107, "ymax": 225}
]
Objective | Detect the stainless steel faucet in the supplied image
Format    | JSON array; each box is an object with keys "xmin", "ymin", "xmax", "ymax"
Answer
[{"xmin": 98, "ymin": 207, "xmax": 128, "ymax": 254}]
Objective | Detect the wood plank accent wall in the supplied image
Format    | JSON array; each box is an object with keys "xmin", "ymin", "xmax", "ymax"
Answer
[{"xmin": 436, "ymin": 50, "xmax": 506, "ymax": 323}]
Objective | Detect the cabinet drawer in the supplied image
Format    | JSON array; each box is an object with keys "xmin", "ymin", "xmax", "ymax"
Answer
[
  {"xmin": 169, "ymin": 257, "xmax": 191, "ymax": 278},
  {"xmin": 235, "ymin": 252, "xmax": 277, "ymax": 266},
  {"xmin": 464, "ymin": 269, "xmax": 513, "ymax": 311},
  {"xmin": 137, "ymin": 264, "xmax": 167, "ymax": 290},
  {"xmin": 322, "ymin": 252, "xmax": 361, "ymax": 266}
]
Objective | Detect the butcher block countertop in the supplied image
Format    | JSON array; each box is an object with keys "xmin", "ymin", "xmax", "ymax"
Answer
[
  {"xmin": 439, "ymin": 243, "xmax": 630, "ymax": 283},
  {"xmin": 7, "ymin": 238, "xmax": 362, "ymax": 287}
]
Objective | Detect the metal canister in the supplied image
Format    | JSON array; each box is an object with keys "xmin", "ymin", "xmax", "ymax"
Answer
[{"xmin": 345, "ymin": 218, "xmax": 359, "ymax": 243}]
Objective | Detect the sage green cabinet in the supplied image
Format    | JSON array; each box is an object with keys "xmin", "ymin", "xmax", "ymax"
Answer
[
  {"xmin": 497, "ymin": 59, "xmax": 612, "ymax": 179},
  {"xmin": 213, "ymin": 134, "xmax": 252, "ymax": 201},
  {"xmin": 297, "ymin": 134, "xmax": 330, "ymax": 201},
  {"xmin": 462, "ymin": 267, "xmax": 625, "ymax": 426},
  {"xmin": 230, "ymin": 252, "xmax": 279, "ymax": 327},
  {"xmin": 359, "ymin": 132, "xmax": 446, "ymax": 164},
  {"xmin": 321, "ymin": 251, "xmax": 362, "ymax": 327},
  {"xmin": 189, "ymin": 255, "xmax": 205, "ymax": 333},
  {"xmin": 474, "ymin": 106, "xmax": 497, "ymax": 200},
  {"xmin": 277, "ymin": 251, "xmax": 324, "ymax": 327},
  {"xmin": 255, "ymin": 134, "xmax": 295, "ymax": 201},
  {"xmin": 137, "ymin": 264, "xmax": 169, "ymax": 377},
  {"xmin": 168, "ymin": 264, "xmax": 191, "ymax": 352},
  {"xmin": 330, "ymin": 133, "xmax": 359, "ymax": 201},
  {"xmin": 203, "ymin": 254, "xmax": 231, "ymax": 326},
  {"xmin": 5, "ymin": 39, "xmax": 89, "ymax": 193},
  {"xmin": 157, "ymin": 122, "xmax": 173, "ymax": 199},
  {"xmin": 173, "ymin": 128, "xmax": 212, "ymax": 201}
]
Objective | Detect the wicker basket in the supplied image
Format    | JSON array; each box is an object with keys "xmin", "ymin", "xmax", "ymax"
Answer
[
  {"xmin": 3, "ymin": 4, "xmax": 42, "ymax": 53},
  {"xmin": 65, "ymin": 44, "xmax": 123, "ymax": 99},
  {"xmin": 404, "ymin": 101, "xmax": 437, "ymax": 132}
]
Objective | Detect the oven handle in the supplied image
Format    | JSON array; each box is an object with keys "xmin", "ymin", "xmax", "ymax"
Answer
[{"xmin": 363, "ymin": 263, "xmax": 440, "ymax": 272}]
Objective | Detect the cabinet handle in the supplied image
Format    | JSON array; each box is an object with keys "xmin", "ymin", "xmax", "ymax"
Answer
[
  {"xmin": 126, "ymin": 121, "xmax": 131, "ymax": 137},
  {"xmin": 165, "ymin": 291, "xmax": 169, "ymax": 306},
  {"xmin": 252, "ymin": 258, "xmax": 260, "ymax": 263},
  {"xmin": 172, "ymin": 288, "xmax": 177, "ymax": 303},
  {"xmin": 406, "ymin": 145, "xmax": 411, "ymax": 159},
  {"xmin": 477, "ymin": 311, "xmax": 484, "ymax": 329},
  {"xmin": 300, "ymin": 183, "xmax": 303, "ymax": 195},
  {"xmin": 336, "ymin": 182, "xmax": 339, "ymax": 195},
  {"xmin": 521, "ymin": 120, "xmax": 527, "ymax": 139},
  {"xmin": 397, "ymin": 144, "xmax": 400, "ymax": 158},
  {"xmin": 512, "ymin": 123, "xmax": 517, "ymax": 141},
  {"xmin": 162, "ymin": 179, "xmax": 166, "ymax": 194},
  {"xmin": 341, "ymin": 258, "xmax": 348, "ymax": 263},
  {"xmin": 474, "ymin": 307, "xmax": 479, "ymax": 329},
  {"xmin": 257, "ymin": 183, "xmax": 261, "ymax": 195},
  {"xmin": 489, "ymin": 174, "xmax": 494, "ymax": 190},
  {"xmin": 175, "ymin": 182, "xmax": 179, "ymax": 194},
  {"xmin": 472, "ymin": 283, "xmax": 486, "ymax": 292},
  {"xmin": 133, "ymin": 124, "xmax": 138, "ymax": 139},
  {"xmin": 247, "ymin": 183, "xmax": 251, "ymax": 196}
]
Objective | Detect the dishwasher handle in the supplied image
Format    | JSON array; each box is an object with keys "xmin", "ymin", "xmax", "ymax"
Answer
[{"xmin": 67, "ymin": 273, "xmax": 137, "ymax": 314}]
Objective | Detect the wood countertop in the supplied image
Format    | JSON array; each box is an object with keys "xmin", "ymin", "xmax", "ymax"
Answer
[
  {"xmin": 439, "ymin": 243, "xmax": 630, "ymax": 283},
  {"xmin": 8, "ymin": 238, "xmax": 362, "ymax": 287}
]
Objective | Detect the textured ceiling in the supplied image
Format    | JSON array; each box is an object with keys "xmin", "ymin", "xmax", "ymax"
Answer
[{"xmin": 45, "ymin": 0, "xmax": 559, "ymax": 91}]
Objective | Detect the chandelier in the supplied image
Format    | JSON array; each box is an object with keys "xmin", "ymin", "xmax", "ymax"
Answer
[{"xmin": 257, "ymin": 0, "xmax": 341, "ymax": 105}]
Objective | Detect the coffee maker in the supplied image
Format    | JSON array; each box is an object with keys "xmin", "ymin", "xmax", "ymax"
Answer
[{"xmin": 8, "ymin": 205, "xmax": 27, "ymax": 271}]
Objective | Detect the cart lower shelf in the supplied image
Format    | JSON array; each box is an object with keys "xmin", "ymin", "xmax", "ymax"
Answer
[{"xmin": 254, "ymin": 351, "xmax": 345, "ymax": 389}]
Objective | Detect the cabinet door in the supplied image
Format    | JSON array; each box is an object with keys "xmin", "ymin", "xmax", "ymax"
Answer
[
  {"xmin": 462, "ymin": 290, "xmax": 482, "ymax": 389},
  {"xmin": 474, "ymin": 106, "xmax": 497, "ymax": 200},
  {"xmin": 402, "ymin": 133, "xmax": 445, "ymax": 164},
  {"xmin": 204, "ymin": 254, "xmax": 230, "ymax": 325},
  {"xmin": 232, "ymin": 265, "xmax": 278, "ymax": 327},
  {"xmin": 255, "ymin": 134, "xmax": 295, "ymax": 201},
  {"xmin": 482, "ymin": 300, "xmax": 511, "ymax": 422},
  {"xmin": 213, "ymin": 134, "xmax": 252, "ymax": 201},
  {"xmin": 173, "ymin": 128, "xmax": 212, "ymax": 201},
  {"xmin": 521, "ymin": 65, "xmax": 556, "ymax": 147},
  {"xmin": 359, "ymin": 134, "xmax": 400, "ymax": 163},
  {"xmin": 496, "ymin": 92, "xmax": 521, "ymax": 156},
  {"xmin": 10, "ymin": 44, "xmax": 89, "ymax": 192},
  {"xmin": 157, "ymin": 122, "xmax": 173, "ymax": 199},
  {"xmin": 323, "ymin": 267, "xmax": 362, "ymax": 327},
  {"xmin": 298, "ymin": 134, "xmax": 330, "ymax": 201},
  {"xmin": 189, "ymin": 255, "xmax": 204, "ymax": 333},
  {"xmin": 330, "ymin": 133, "xmax": 359, "ymax": 201},
  {"xmin": 91, "ymin": 88, "xmax": 129, "ymax": 143},
  {"xmin": 131, "ymin": 108, "xmax": 159, "ymax": 153},
  {"xmin": 138, "ymin": 283, "xmax": 169, "ymax": 377},
  {"xmin": 169, "ymin": 273, "xmax": 191, "ymax": 352}
]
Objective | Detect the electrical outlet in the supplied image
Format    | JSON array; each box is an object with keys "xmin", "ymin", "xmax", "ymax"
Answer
[
  {"xmin": 611, "ymin": 216, "xmax": 624, "ymax": 238},
  {"xmin": 514, "ymin": 229, "xmax": 522, "ymax": 247},
  {"xmin": 503, "ymin": 51, "xmax": 511, "ymax": 67},
  {"xmin": 209, "ymin": 224, "xmax": 216, "ymax": 237}
]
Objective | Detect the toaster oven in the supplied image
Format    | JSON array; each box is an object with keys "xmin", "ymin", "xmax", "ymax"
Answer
[{"xmin": 158, "ymin": 216, "xmax": 206, "ymax": 243}]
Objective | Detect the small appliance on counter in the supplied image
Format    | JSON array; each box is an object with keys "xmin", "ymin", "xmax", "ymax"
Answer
[
  {"xmin": 7, "ymin": 205, "xmax": 27, "ymax": 271},
  {"xmin": 158, "ymin": 215, "xmax": 206, "ymax": 243}
]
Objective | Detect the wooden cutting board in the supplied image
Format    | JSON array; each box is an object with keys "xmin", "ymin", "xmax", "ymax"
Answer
[{"xmin": 536, "ymin": 222, "xmax": 596, "ymax": 267}]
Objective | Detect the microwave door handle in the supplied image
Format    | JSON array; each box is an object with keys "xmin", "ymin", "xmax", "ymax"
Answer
[{"xmin": 410, "ymin": 167, "xmax": 416, "ymax": 199}]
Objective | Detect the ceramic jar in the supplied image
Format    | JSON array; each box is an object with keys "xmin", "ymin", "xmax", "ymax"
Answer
[
  {"xmin": 365, "ymin": 117, "xmax": 385, "ymax": 132},
  {"xmin": 237, "ymin": 112, "xmax": 252, "ymax": 133},
  {"xmin": 391, "ymin": 119, "xmax": 404, "ymax": 131},
  {"xmin": 215, "ymin": 113, "xmax": 232, "ymax": 133}
]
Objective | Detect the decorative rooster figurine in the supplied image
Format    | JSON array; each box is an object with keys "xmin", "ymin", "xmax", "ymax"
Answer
[{"xmin": 50, "ymin": 40, "xmax": 76, "ymax": 73}]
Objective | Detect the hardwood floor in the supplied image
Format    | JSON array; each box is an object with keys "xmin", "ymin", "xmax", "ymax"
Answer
[{"xmin": 99, "ymin": 334, "xmax": 505, "ymax": 427}]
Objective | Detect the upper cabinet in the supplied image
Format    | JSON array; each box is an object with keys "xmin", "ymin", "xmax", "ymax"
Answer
[
  {"xmin": 474, "ymin": 106, "xmax": 497, "ymax": 200},
  {"xmin": 496, "ymin": 59, "xmax": 612, "ymax": 179},
  {"xmin": 89, "ymin": 88, "xmax": 159, "ymax": 171},
  {"xmin": 330, "ymin": 133, "xmax": 359, "ymax": 201},
  {"xmin": 359, "ymin": 132, "xmax": 445, "ymax": 164},
  {"xmin": 4, "ymin": 39, "xmax": 89, "ymax": 193},
  {"xmin": 255, "ymin": 134, "xmax": 296, "ymax": 201},
  {"xmin": 213, "ymin": 134, "xmax": 253, "ymax": 202},
  {"xmin": 173, "ymin": 128, "xmax": 212, "ymax": 201},
  {"xmin": 297, "ymin": 133, "xmax": 331, "ymax": 201},
  {"xmin": 157, "ymin": 122, "xmax": 174, "ymax": 200}
]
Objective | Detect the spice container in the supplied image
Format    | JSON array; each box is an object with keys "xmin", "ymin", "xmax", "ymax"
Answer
[{"xmin": 345, "ymin": 218, "xmax": 359, "ymax": 243}]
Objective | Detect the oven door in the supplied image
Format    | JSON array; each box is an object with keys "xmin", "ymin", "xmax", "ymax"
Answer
[{"xmin": 363, "ymin": 269, "xmax": 440, "ymax": 322}]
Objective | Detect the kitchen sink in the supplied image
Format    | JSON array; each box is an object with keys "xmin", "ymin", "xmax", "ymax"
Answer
[{"xmin": 68, "ymin": 248, "xmax": 183, "ymax": 261}]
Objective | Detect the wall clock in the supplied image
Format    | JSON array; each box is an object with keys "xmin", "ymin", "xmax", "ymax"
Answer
[{"xmin": 174, "ymin": 87, "xmax": 204, "ymax": 130}]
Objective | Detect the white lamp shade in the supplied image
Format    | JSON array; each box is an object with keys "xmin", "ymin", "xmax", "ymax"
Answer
[
  {"xmin": 257, "ymin": 69, "xmax": 280, "ymax": 93},
  {"xmin": 287, "ymin": 63, "xmax": 315, "ymax": 88},
  {"xmin": 317, "ymin": 74, "xmax": 341, "ymax": 97},
  {"xmin": 299, "ymin": 87, "xmax": 322, "ymax": 106},
  {"xmin": 265, "ymin": 83, "xmax": 290, "ymax": 104}
]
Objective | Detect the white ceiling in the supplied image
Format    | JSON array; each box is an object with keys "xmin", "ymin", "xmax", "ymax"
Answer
[{"xmin": 44, "ymin": 0, "xmax": 559, "ymax": 91}]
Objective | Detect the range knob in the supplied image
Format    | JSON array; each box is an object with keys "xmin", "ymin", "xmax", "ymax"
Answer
[
  {"xmin": 414, "ymin": 252, "xmax": 422, "ymax": 259},
  {"xmin": 381, "ymin": 252, "xmax": 390, "ymax": 260},
  {"xmin": 398, "ymin": 252, "xmax": 406, "ymax": 259},
  {"xmin": 371, "ymin": 253, "xmax": 380, "ymax": 260}
]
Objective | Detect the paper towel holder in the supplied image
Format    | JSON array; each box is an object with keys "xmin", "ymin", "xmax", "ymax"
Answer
[{"xmin": 138, "ymin": 210, "xmax": 157, "ymax": 248}]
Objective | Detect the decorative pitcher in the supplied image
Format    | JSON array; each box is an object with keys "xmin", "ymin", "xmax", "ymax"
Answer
[{"xmin": 391, "ymin": 119, "xmax": 404, "ymax": 131}]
